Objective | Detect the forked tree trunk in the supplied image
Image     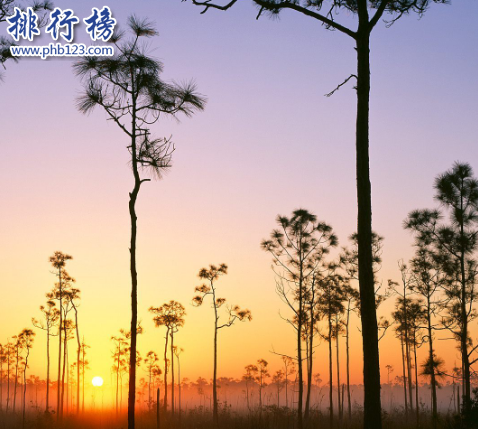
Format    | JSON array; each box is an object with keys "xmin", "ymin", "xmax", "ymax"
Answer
[{"xmin": 355, "ymin": 13, "xmax": 382, "ymax": 429}]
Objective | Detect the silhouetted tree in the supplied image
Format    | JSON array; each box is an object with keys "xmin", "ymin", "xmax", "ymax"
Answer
[
  {"xmin": 385, "ymin": 364, "xmax": 394, "ymax": 411},
  {"xmin": 282, "ymin": 356, "xmax": 295, "ymax": 409},
  {"xmin": 243, "ymin": 364, "xmax": 258, "ymax": 411},
  {"xmin": 80, "ymin": 339, "xmax": 90, "ymax": 413},
  {"xmin": 3, "ymin": 341, "xmax": 13, "ymax": 413},
  {"xmin": 317, "ymin": 266, "xmax": 346, "ymax": 428},
  {"xmin": 342, "ymin": 284, "xmax": 360, "ymax": 420},
  {"xmin": 173, "ymin": 346, "xmax": 184, "ymax": 420},
  {"xmin": 145, "ymin": 351, "xmax": 160, "ymax": 411},
  {"xmin": 48, "ymin": 250, "xmax": 73, "ymax": 418},
  {"xmin": 405, "ymin": 162, "xmax": 478, "ymax": 414},
  {"xmin": 0, "ymin": 0, "xmax": 52, "ymax": 81},
  {"xmin": 32, "ymin": 299, "xmax": 59, "ymax": 413},
  {"xmin": 112, "ymin": 330, "xmax": 129, "ymax": 416},
  {"xmin": 408, "ymin": 245, "xmax": 444, "ymax": 426},
  {"xmin": 255, "ymin": 359, "xmax": 270, "ymax": 410},
  {"xmin": 272, "ymin": 369, "xmax": 285, "ymax": 407},
  {"xmin": 193, "ymin": 263, "xmax": 252, "ymax": 427},
  {"xmin": 149, "ymin": 300, "xmax": 185, "ymax": 414},
  {"xmin": 74, "ymin": 17, "xmax": 206, "ymax": 429},
  {"xmin": 262, "ymin": 208, "xmax": 336, "ymax": 428},
  {"xmin": 182, "ymin": 3, "xmax": 449, "ymax": 426},
  {"xmin": 18, "ymin": 328, "xmax": 34, "ymax": 428},
  {"xmin": 390, "ymin": 263, "xmax": 415, "ymax": 415},
  {"xmin": 12, "ymin": 333, "xmax": 24, "ymax": 414},
  {"xmin": 69, "ymin": 289, "xmax": 81, "ymax": 415}
]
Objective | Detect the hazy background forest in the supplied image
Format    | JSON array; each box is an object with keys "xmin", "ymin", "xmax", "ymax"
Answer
[{"xmin": 1, "ymin": 1, "xmax": 478, "ymax": 429}]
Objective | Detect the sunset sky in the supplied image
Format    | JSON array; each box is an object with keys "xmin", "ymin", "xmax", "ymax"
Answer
[{"xmin": 1, "ymin": 0, "xmax": 478, "ymax": 398}]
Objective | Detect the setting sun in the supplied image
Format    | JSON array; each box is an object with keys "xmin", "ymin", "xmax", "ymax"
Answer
[{"xmin": 92, "ymin": 376, "xmax": 104, "ymax": 387}]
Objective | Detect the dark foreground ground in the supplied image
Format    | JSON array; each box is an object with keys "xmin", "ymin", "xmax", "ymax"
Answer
[{"xmin": 2, "ymin": 406, "xmax": 478, "ymax": 429}]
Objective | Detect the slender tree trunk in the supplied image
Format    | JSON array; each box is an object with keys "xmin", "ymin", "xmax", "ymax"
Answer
[
  {"xmin": 82, "ymin": 344, "xmax": 85, "ymax": 414},
  {"xmin": 355, "ymin": 11, "xmax": 382, "ymax": 429},
  {"xmin": 22, "ymin": 351, "xmax": 29, "ymax": 429},
  {"xmin": 213, "ymin": 298, "xmax": 219, "ymax": 427},
  {"xmin": 460, "ymin": 243, "xmax": 471, "ymax": 414},
  {"xmin": 328, "ymin": 312, "xmax": 334, "ymax": 429},
  {"xmin": 57, "ymin": 269, "xmax": 63, "ymax": 418},
  {"xmin": 336, "ymin": 317, "xmax": 341, "ymax": 424},
  {"xmin": 305, "ymin": 287, "xmax": 315, "ymax": 420},
  {"xmin": 413, "ymin": 339, "xmax": 419, "ymax": 427},
  {"xmin": 405, "ymin": 330, "xmax": 413, "ymax": 412},
  {"xmin": 46, "ymin": 326, "xmax": 50, "ymax": 413},
  {"xmin": 74, "ymin": 308, "xmax": 80, "ymax": 415},
  {"xmin": 128, "ymin": 97, "xmax": 141, "ymax": 429},
  {"xmin": 7, "ymin": 354, "xmax": 10, "ymax": 413},
  {"xmin": 0, "ymin": 356, "xmax": 3, "ymax": 412},
  {"xmin": 61, "ymin": 321, "xmax": 68, "ymax": 417},
  {"xmin": 400, "ymin": 333, "xmax": 408, "ymax": 418},
  {"xmin": 13, "ymin": 350, "xmax": 18, "ymax": 414},
  {"xmin": 178, "ymin": 355, "xmax": 181, "ymax": 423},
  {"xmin": 346, "ymin": 306, "xmax": 352, "ymax": 420},
  {"xmin": 297, "ymin": 276, "xmax": 304, "ymax": 429},
  {"xmin": 116, "ymin": 348, "xmax": 120, "ymax": 416},
  {"xmin": 284, "ymin": 366, "xmax": 288, "ymax": 409},
  {"xmin": 163, "ymin": 328, "xmax": 169, "ymax": 412},
  {"xmin": 170, "ymin": 331, "xmax": 175, "ymax": 416},
  {"xmin": 426, "ymin": 296, "xmax": 437, "ymax": 426}
]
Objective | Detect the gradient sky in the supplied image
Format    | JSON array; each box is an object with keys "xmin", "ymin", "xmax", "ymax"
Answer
[{"xmin": 1, "ymin": 0, "xmax": 478, "ymax": 396}]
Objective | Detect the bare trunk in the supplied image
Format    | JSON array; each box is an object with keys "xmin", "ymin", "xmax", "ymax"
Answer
[
  {"xmin": 304, "ymin": 286, "xmax": 315, "ymax": 420},
  {"xmin": 413, "ymin": 340, "xmax": 419, "ymax": 427},
  {"xmin": 128, "ymin": 100, "xmax": 140, "ymax": 429},
  {"xmin": 213, "ymin": 296, "xmax": 219, "ymax": 427},
  {"xmin": 426, "ymin": 296, "xmax": 437, "ymax": 426},
  {"xmin": 297, "ymin": 278, "xmax": 304, "ymax": 429},
  {"xmin": 22, "ymin": 350, "xmax": 29, "ymax": 429},
  {"xmin": 170, "ymin": 331, "xmax": 175, "ymax": 416},
  {"xmin": 400, "ymin": 334, "xmax": 408, "ymax": 418},
  {"xmin": 328, "ymin": 312, "xmax": 334, "ymax": 429},
  {"xmin": 178, "ymin": 355, "xmax": 181, "ymax": 422},
  {"xmin": 46, "ymin": 327, "xmax": 50, "ymax": 412},
  {"xmin": 61, "ymin": 321, "xmax": 68, "ymax": 416},
  {"xmin": 57, "ymin": 268, "xmax": 63, "ymax": 418},
  {"xmin": 355, "ymin": 12, "xmax": 382, "ymax": 429},
  {"xmin": 163, "ymin": 327, "xmax": 169, "ymax": 411},
  {"xmin": 74, "ymin": 308, "xmax": 80, "ymax": 415},
  {"xmin": 336, "ymin": 317, "xmax": 341, "ymax": 423},
  {"xmin": 346, "ymin": 306, "xmax": 352, "ymax": 420}
]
